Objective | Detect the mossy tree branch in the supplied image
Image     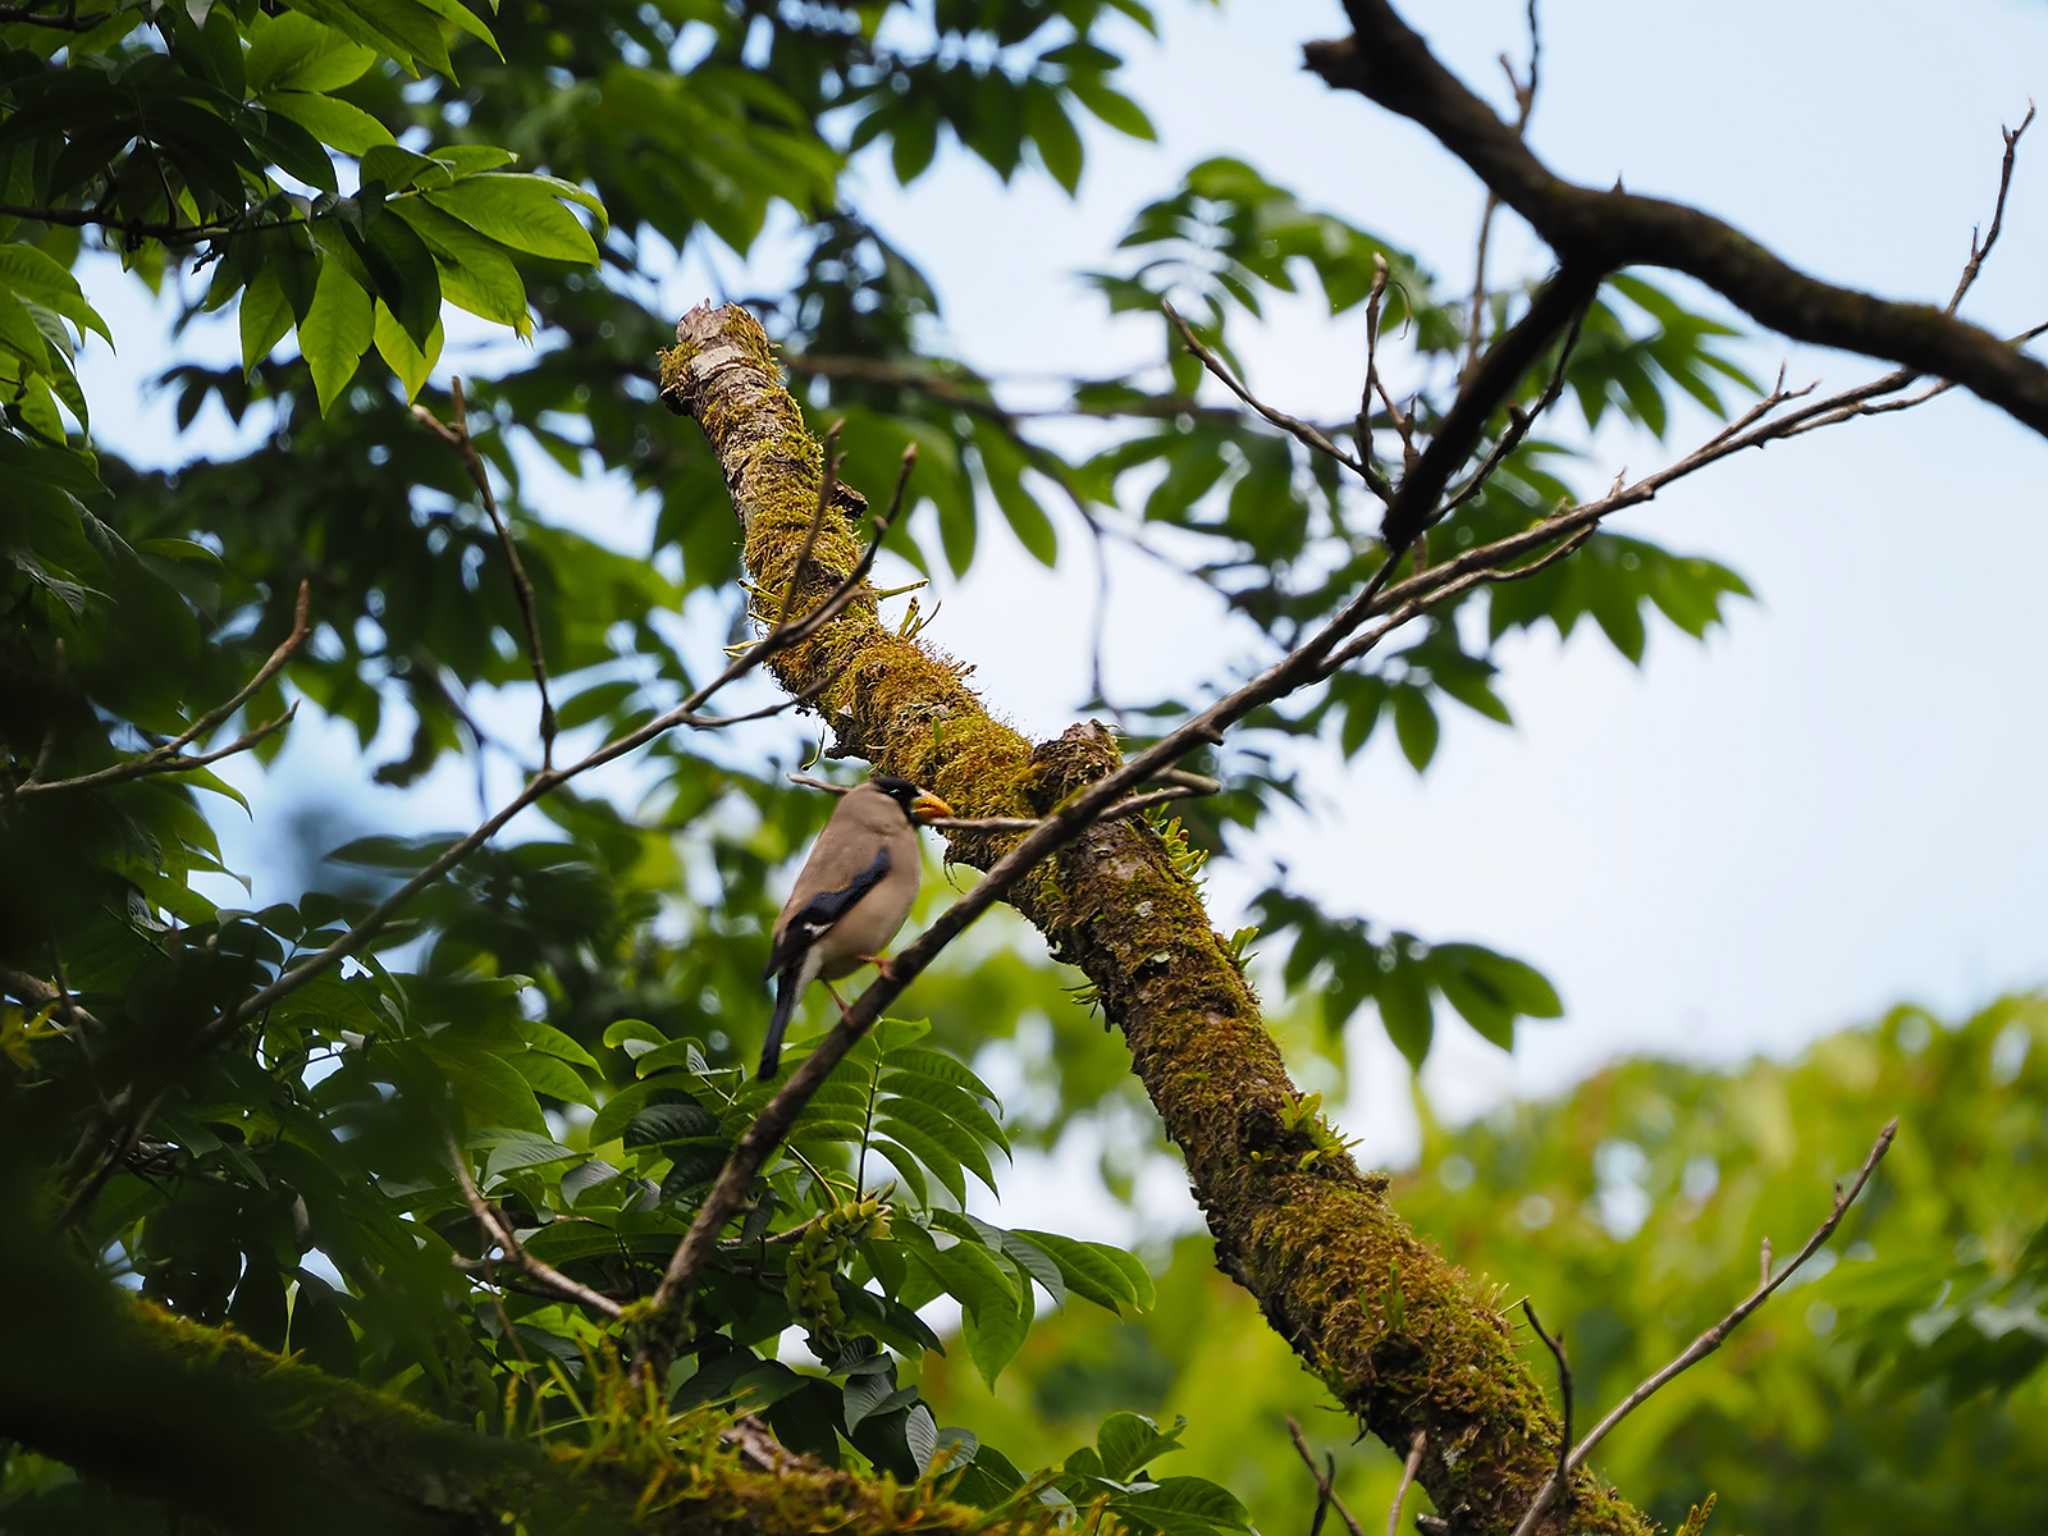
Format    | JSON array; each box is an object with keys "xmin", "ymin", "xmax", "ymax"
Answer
[
  {"xmin": 658, "ymin": 304, "xmax": 1649, "ymax": 1536},
  {"xmin": 0, "ymin": 1162, "xmax": 1047, "ymax": 1536}
]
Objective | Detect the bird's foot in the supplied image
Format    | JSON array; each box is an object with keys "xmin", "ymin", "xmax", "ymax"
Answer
[{"xmin": 858, "ymin": 952, "xmax": 897, "ymax": 982}]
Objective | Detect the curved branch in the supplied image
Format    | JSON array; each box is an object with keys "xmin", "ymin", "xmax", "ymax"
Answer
[{"xmin": 1305, "ymin": 2, "xmax": 2048, "ymax": 439}]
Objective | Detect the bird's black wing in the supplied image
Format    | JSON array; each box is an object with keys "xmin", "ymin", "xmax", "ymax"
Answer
[{"xmin": 762, "ymin": 844, "xmax": 892, "ymax": 980}]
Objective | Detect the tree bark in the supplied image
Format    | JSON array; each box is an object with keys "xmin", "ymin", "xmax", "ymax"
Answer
[
  {"xmin": 658, "ymin": 303, "xmax": 1650, "ymax": 1536},
  {"xmin": 1305, "ymin": 1, "xmax": 2048, "ymax": 443}
]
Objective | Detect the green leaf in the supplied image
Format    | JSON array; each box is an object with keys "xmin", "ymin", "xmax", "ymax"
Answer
[
  {"xmin": 1011, "ymin": 1230, "xmax": 1140, "ymax": 1315},
  {"xmin": 227, "ymin": 1260, "xmax": 289, "ymax": 1351},
  {"xmin": 261, "ymin": 90, "xmax": 397, "ymax": 155},
  {"xmin": 624, "ymin": 1101, "xmax": 719, "ymax": 1146},
  {"xmin": 1025, "ymin": 82, "xmax": 1083, "ymax": 194},
  {"xmin": 353, "ymin": 208, "xmax": 441, "ymax": 348},
  {"xmin": 589, "ymin": 1075, "xmax": 683, "ymax": 1146},
  {"xmin": 1108, "ymin": 1476, "xmax": 1254, "ymax": 1536},
  {"xmin": 879, "ymin": 1071, "xmax": 1009, "ymax": 1158},
  {"xmin": 869, "ymin": 1111, "xmax": 967, "ymax": 1205},
  {"xmin": 0, "ymin": 290, "xmax": 49, "ymax": 370},
  {"xmin": 962, "ymin": 1253, "xmax": 1033, "ymax": 1388},
  {"xmin": 1378, "ymin": 960, "xmax": 1434, "ymax": 1070},
  {"xmin": 1067, "ymin": 76, "xmax": 1156, "ymax": 142},
  {"xmin": 390, "ymin": 199, "xmax": 530, "ymax": 334},
  {"xmin": 480, "ymin": 1130, "xmax": 580, "ymax": 1179},
  {"xmin": 287, "ymin": 1276, "xmax": 357, "ymax": 1378},
  {"xmin": 423, "ymin": 174, "xmax": 600, "ymax": 265},
  {"xmin": 297, "ymin": 259, "xmax": 372, "ymax": 415},
  {"xmin": 236, "ymin": 264, "xmax": 296, "ymax": 376},
  {"xmin": 0, "ymin": 246, "xmax": 112, "ymax": 346},
  {"xmin": 512, "ymin": 1019, "xmax": 599, "ymax": 1071},
  {"xmin": 889, "ymin": 102, "xmax": 939, "ymax": 185},
  {"xmin": 972, "ymin": 421, "xmax": 1058, "ymax": 566},
  {"xmin": 602, "ymin": 1018, "xmax": 668, "ymax": 1051},
  {"xmin": 509, "ymin": 1049, "xmax": 596, "ymax": 1109},
  {"xmin": 1434, "ymin": 953, "xmax": 1516, "ymax": 1050},
  {"xmin": 1097, "ymin": 1412, "xmax": 1186, "ymax": 1480},
  {"xmin": 883, "ymin": 1047, "xmax": 998, "ymax": 1103},
  {"xmin": 903, "ymin": 1235, "xmax": 1022, "ymax": 1389},
  {"xmin": 1446, "ymin": 944, "xmax": 1564, "ymax": 1019},
  {"xmin": 1000, "ymin": 1232, "xmax": 1066, "ymax": 1306},
  {"xmin": 248, "ymin": 13, "xmax": 378, "ymax": 94},
  {"xmin": 360, "ymin": 144, "xmax": 444, "ymax": 194},
  {"xmin": 373, "ymin": 303, "xmax": 441, "ymax": 401},
  {"xmin": 1097, "ymin": 1243, "xmax": 1155, "ymax": 1312},
  {"xmin": 874, "ymin": 1095, "xmax": 999, "ymax": 1194},
  {"xmin": 1392, "ymin": 687, "xmax": 1439, "ymax": 772},
  {"xmin": 1432, "ymin": 664, "xmax": 1512, "ymax": 725},
  {"xmin": 421, "ymin": 1039, "xmax": 546, "ymax": 1134}
]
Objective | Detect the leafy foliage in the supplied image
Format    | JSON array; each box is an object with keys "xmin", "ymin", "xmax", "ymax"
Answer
[
  {"xmin": 921, "ymin": 996, "xmax": 2048, "ymax": 1536},
  {"xmin": 2, "ymin": 1, "xmax": 1987, "ymax": 1533}
]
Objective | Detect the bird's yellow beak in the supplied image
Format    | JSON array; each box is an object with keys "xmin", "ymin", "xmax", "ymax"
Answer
[{"xmin": 910, "ymin": 791, "xmax": 955, "ymax": 823}]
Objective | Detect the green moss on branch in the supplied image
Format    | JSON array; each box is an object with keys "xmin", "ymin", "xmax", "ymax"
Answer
[
  {"xmin": 0, "ymin": 1176, "xmax": 1054, "ymax": 1536},
  {"xmin": 660, "ymin": 305, "xmax": 1651, "ymax": 1536}
]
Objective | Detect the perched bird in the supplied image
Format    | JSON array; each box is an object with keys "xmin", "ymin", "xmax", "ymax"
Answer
[{"xmin": 758, "ymin": 774, "xmax": 954, "ymax": 1077}]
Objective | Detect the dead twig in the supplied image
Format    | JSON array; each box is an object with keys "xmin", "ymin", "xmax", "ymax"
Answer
[
  {"xmin": 1356, "ymin": 254, "xmax": 1416, "ymax": 484},
  {"xmin": 446, "ymin": 1132, "xmax": 624, "ymax": 1321},
  {"xmin": 1387, "ymin": 1430, "xmax": 1427, "ymax": 1536},
  {"xmin": 414, "ymin": 379, "xmax": 558, "ymax": 769},
  {"xmin": 13, "ymin": 581, "xmax": 310, "ymax": 797},
  {"xmin": 1285, "ymin": 1418, "xmax": 1366, "ymax": 1536},
  {"xmin": 1464, "ymin": 0, "xmax": 1543, "ymax": 380},
  {"xmin": 1439, "ymin": 294, "xmax": 1587, "ymax": 520},
  {"xmin": 1163, "ymin": 299, "xmax": 1394, "ymax": 503},
  {"xmin": 1945, "ymin": 102, "xmax": 2035, "ymax": 314},
  {"xmin": 1507, "ymin": 1303, "xmax": 1571, "ymax": 1536},
  {"xmin": 1507, "ymin": 1120, "xmax": 1896, "ymax": 1536}
]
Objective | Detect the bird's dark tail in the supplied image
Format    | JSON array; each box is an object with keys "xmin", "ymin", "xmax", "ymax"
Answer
[{"xmin": 759, "ymin": 968, "xmax": 798, "ymax": 1079}]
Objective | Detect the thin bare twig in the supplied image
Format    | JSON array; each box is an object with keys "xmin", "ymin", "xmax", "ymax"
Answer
[
  {"xmin": 1355, "ymin": 255, "xmax": 1395, "ymax": 482},
  {"xmin": 414, "ymin": 379, "xmax": 557, "ymax": 769},
  {"xmin": 1439, "ymin": 294, "xmax": 1587, "ymax": 519},
  {"xmin": 1363, "ymin": 308, "xmax": 2048, "ymax": 636},
  {"xmin": 13, "ymin": 581, "xmax": 310, "ymax": 797},
  {"xmin": 1507, "ymin": 1120, "xmax": 1896, "ymax": 1536},
  {"xmin": 1163, "ymin": 299, "xmax": 1394, "ymax": 502},
  {"xmin": 1285, "ymin": 1418, "xmax": 1366, "ymax": 1536},
  {"xmin": 1319, "ymin": 524, "xmax": 1592, "ymax": 679},
  {"xmin": 1387, "ymin": 1430, "xmax": 1427, "ymax": 1536},
  {"xmin": 446, "ymin": 1132, "xmax": 624, "ymax": 1321},
  {"xmin": 1507, "ymin": 1303, "xmax": 1571, "ymax": 1536},
  {"xmin": 1464, "ymin": 0, "xmax": 1542, "ymax": 380},
  {"xmin": 1946, "ymin": 102, "xmax": 2035, "ymax": 314},
  {"xmin": 56, "ymin": 1085, "xmax": 165, "ymax": 1230}
]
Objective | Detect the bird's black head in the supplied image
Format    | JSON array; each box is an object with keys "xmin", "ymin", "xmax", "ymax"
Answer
[{"xmin": 871, "ymin": 775, "xmax": 954, "ymax": 825}]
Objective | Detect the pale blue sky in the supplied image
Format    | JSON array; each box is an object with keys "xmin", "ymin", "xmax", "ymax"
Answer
[{"xmin": 75, "ymin": 2, "xmax": 2048, "ymax": 1219}]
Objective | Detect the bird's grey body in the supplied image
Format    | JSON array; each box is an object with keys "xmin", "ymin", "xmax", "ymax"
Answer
[{"xmin": 758, "ymin": 777, "xmax": 946, "ymax": 1077}]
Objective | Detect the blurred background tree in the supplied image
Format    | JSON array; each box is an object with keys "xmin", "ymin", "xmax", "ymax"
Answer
[{"xmin": 2, "ymin": 2, "xmax": 2044, "ymax": 1533}]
